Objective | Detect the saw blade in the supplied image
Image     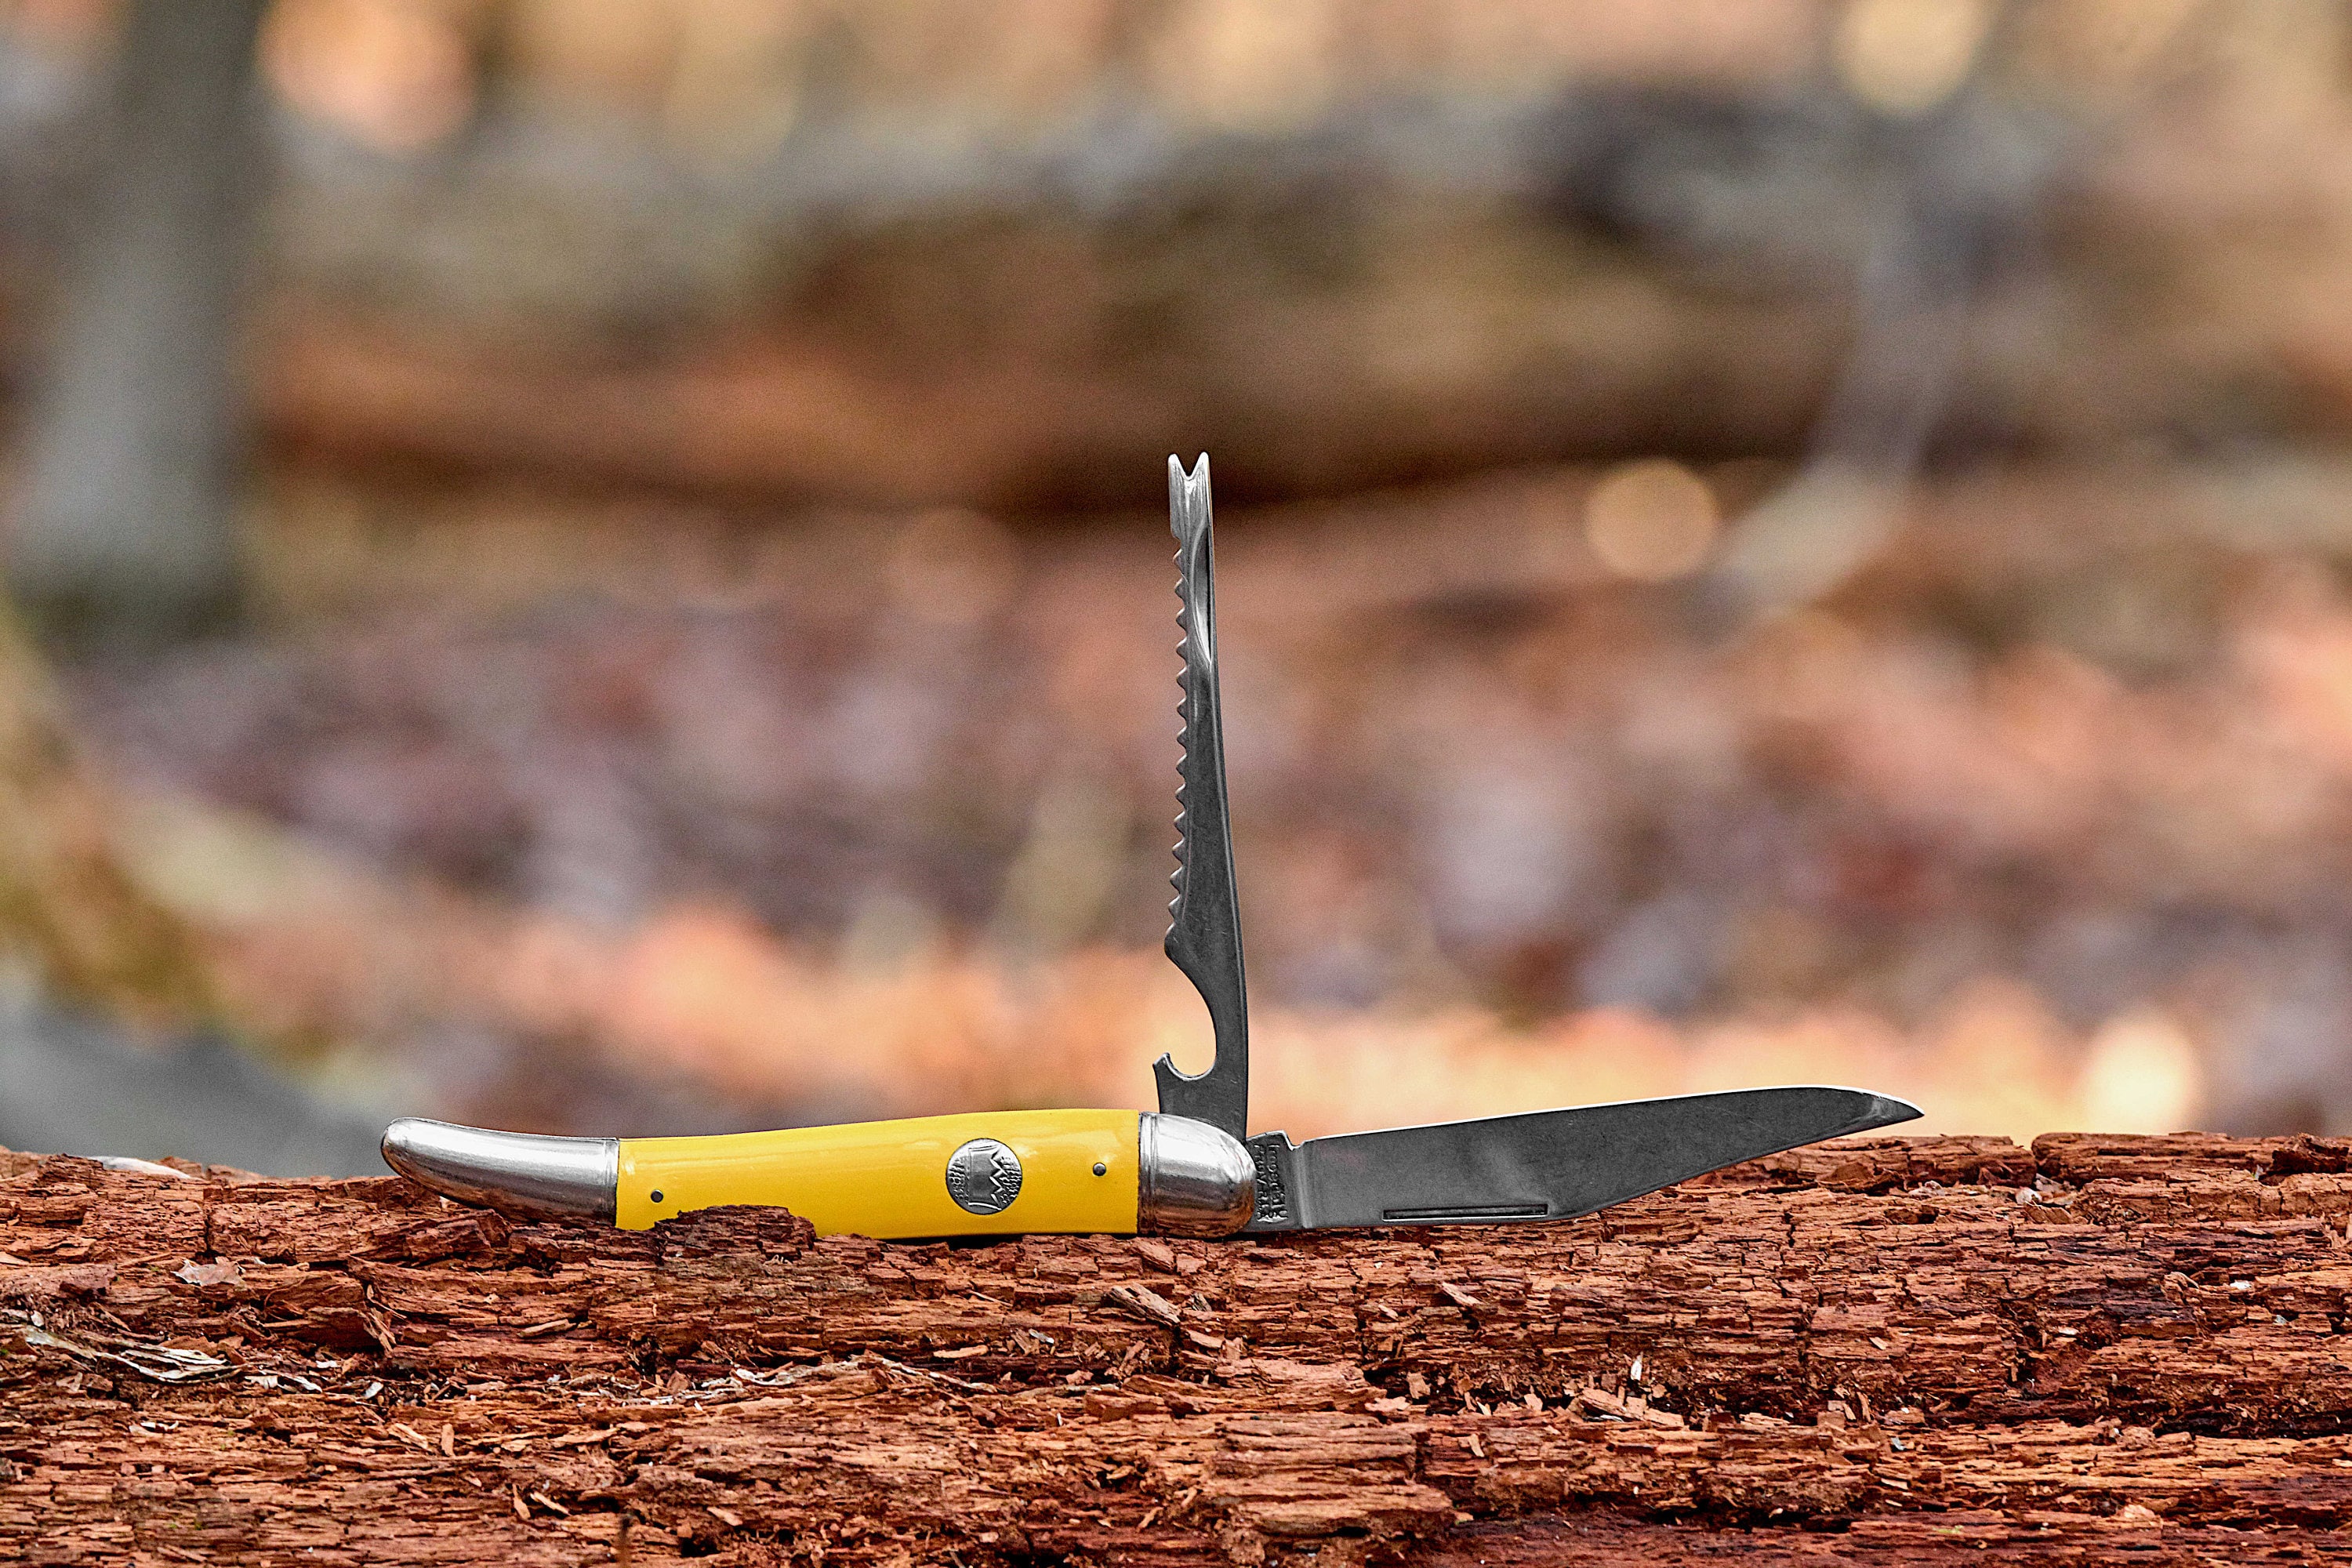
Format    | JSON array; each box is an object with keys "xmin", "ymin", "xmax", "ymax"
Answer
[{"xmin": 1155, "ymin": 453, "xmax": 1250, "ymax": 1143}]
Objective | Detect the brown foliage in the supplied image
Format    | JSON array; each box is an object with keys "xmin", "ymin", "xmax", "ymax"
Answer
[{"xmin": 0, "ymin": 610, "xmax": 215, "ymax": 1032}]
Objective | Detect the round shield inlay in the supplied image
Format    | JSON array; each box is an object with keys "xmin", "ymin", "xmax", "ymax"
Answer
[{"xmin": 945, "ymin": 1138, "xmax": 1024, "ymax": 1215}]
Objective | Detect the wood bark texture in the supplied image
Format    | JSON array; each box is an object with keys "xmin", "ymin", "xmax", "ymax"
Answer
[{"xmin": 5, "ymin": 1132, "xmax": 2352, "ymax": 1565}]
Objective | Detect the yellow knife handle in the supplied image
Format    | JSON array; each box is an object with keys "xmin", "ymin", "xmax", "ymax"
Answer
[{"xmin": 616, "ymin": 1109, "xmax": 1143, "ymax": 1236}]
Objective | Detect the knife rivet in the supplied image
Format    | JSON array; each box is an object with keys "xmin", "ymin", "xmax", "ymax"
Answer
[
  {"xmin": 1094, "ymin": 1163, "xmax": 1108, "ymax": 1176},
  {"xmin": 650, "ymin": 1191, "xmax": 663, "ymax": 1203}
]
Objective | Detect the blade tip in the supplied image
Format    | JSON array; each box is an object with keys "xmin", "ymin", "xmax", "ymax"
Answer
[
  {"xmin": 1857, "ymin": 1092, "xmax": 1924, "ymax": 1130},
  {"xmin": 1168, "ymin": 454, "xmax": 1211, "ymax": 536}
]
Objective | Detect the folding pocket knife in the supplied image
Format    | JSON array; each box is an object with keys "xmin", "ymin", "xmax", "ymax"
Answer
[{"xmin": 382, "ymin": 455, "xmax": 1918, "ymax": 1238}]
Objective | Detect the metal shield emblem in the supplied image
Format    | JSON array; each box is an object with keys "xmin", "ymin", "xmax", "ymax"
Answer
[{"xmin": 944, "ymin": 1138, "xmax": 1023, "ymax": 1215}]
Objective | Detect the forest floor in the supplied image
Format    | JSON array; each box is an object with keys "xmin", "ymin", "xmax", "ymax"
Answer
[{"xmin": 43, "ymin": 455, "xmax": 2352, "ymax": 1147}]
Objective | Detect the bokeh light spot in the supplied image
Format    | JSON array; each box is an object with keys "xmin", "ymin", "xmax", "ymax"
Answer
[
  {"xmin": 1583, "ymin": 459, "xmax": 1719, "ymax": 582},
  {"xmin": 263, "ymin": 0, "xmax": 474, "ymax": 154},
  {"xmin": 2078, "ymin": 1007, "xmax": 2202, "ymax": 1134},
  {"xmin": 1833, "ymin": 0, "xmax": 1991, "ymax": 115}
]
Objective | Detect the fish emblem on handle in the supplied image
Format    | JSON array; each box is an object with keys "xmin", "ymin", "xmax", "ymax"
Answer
[{"xmin": 944, "ymin": 1138, "xmax": 1024, "ymax": 1215}]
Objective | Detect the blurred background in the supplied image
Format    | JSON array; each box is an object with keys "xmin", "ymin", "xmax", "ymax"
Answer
[{"xmin": 0, "ymin": 0, "xmax": 2347, "ymax": 1174}]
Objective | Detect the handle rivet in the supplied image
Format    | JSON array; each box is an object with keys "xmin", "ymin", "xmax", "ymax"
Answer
[
  {"xmin": 1093, "ymin": 1162, "xmax": 1108, "ymax": 1176},
  {"xmin": 650, "ymin": 1191, "xmax": 664, "ymax": 1203}
]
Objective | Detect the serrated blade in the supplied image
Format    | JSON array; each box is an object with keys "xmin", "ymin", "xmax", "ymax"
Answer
[
  {"xmin": 1240, "ymin": 1086, "xmax": 1921, "ymax": 1231},
  {"xmin": 1156, "ymin": 453, "xmax": 1249, "ymax": 1144}
]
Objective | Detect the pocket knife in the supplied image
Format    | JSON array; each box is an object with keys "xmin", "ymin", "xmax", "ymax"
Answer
[{"xmin": 382, "ymin": 456, "xmax": 1918, "ymax": 1238}]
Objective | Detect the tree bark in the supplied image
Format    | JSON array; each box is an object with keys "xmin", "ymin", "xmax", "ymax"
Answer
[
  {"xmin": 5, "ymin": 1131, "xmax": 2351, "ymax": 1564},
  {"xmin": 9, "ymin": 0, "xmax": 267, "ymax": 644}
]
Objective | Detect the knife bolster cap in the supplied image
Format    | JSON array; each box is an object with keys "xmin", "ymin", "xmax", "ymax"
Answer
[
  {"xmin": 381, "ymin": 1117, "xmax": 619, "ymax": 1221},
  {"xmin": 1138, "ymin": 1113, "xmax": 1253, "ymax": 1236}
]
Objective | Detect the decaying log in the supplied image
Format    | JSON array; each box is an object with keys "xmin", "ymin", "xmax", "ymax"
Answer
[{"xmin": 5, "ymin": 1132, "xmax": 2352, "ymax": 1564}]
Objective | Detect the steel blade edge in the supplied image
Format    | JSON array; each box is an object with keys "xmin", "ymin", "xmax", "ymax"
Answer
[{"xmin": 1243, "ymin": 1084, "xmax": 1922, "ymax": 1232}]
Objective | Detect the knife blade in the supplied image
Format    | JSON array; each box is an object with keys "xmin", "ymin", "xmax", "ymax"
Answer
[
  {"xmin": 1239, "ymin": 1086, "xmax": 1920, "ymax": 1232},
  {"xmin": 1155, "ymin": 452, "xmax": 1250, "ymax": 1145}
]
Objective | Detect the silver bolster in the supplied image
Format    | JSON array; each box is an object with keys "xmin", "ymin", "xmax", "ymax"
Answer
[
  {"xmin": 1138, "ymin": 1112, "xmax": 1254, "ymax": 1236},
  {"xmin": 380, "ymin": 1117, "xmax": 619, "ymax": 1221}
]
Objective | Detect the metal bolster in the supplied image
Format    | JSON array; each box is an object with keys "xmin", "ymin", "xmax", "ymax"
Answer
[
  {"xmin": 380, "ymin": 1118, "xmax": 618, "ymax": 1221},
  {"xmin": 1138, "ymin": 1112, "xmax": 1254, "ymax": 1236}
]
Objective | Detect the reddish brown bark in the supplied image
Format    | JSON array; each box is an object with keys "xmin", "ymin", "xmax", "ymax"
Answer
[{"xmin": 4, "ymin": 1132, "xmax": 2351, "ymax": 1565}]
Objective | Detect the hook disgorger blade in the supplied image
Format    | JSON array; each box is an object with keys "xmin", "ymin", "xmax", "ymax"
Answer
[{"xmin": 1156, "ymin": 454, "xmax": 1249, "ymax": 1143}]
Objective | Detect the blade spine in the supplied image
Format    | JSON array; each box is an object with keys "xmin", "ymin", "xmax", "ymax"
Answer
[{"xmin": 1285, "ymin": 1083, "xmax": 1919, "ymax": 1152}]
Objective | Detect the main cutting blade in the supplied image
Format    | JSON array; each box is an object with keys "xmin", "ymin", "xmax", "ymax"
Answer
[
  {"xmin": 1241, "ymin": 1085, "xmax": 1920, "ymax": 1232},
  {"xmin": 1155, "ymin": 454, "xmax": 1250, "ymax": 1144}
]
